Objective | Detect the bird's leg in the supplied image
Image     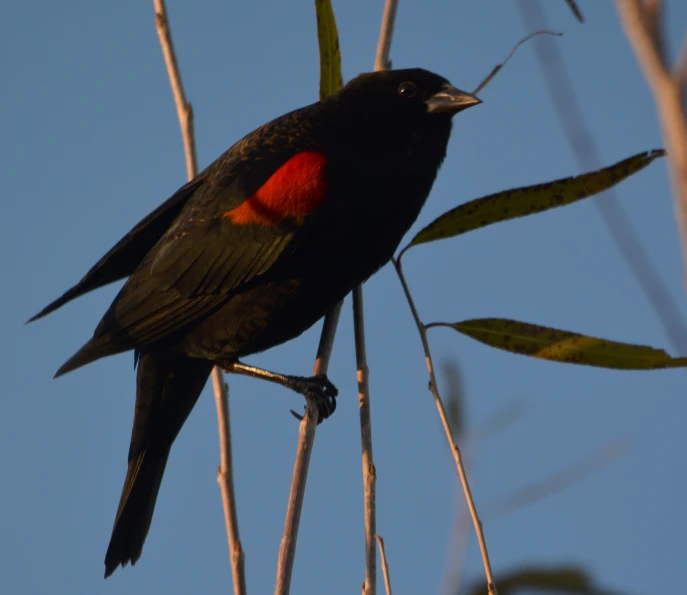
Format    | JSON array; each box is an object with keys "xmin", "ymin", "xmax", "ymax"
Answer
[{"xmin": 218, "ymin": 360, "xmax": 338, "ymax": 422}]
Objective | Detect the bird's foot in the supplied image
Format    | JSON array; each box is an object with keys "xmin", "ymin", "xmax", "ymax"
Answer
[{"xmin": 287, "ymin": 374, "xmax": 338, "ymax": 423}]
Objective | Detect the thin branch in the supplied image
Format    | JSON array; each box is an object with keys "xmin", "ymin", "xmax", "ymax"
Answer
[
  {"xmin": 353, "ymin": 5, "xmax": 400, "ymax": 592},
  {"xmin": 517, "ymin": 0, "xmax": 687, "ymax": 355},
  {"xmin": 472, "ymin": 31, "xmax": 562, "ymax": 96},
  {"xmin": 213, "ymin": 374, "xmax": 246, "ymax": 595},
  {"xmin": 375, "ymin": 535, "xmax": 393, "ymax": 595},
  {"xmin": 374, "ymin": 0, "xmax": 399, "ymax": 71},
  {"xmin": 615, "ymin": 0, "xmax": 687, "ymax": 291},
  {"xmin": 393, "ymin": 257, "xmax": 497, "ymax": 595},
  {"xmin": 354, "ymin": 287, "xmax": 376, "ymax": 595},
  {"xmin": 275, "ymin": 302, "xmax": 343, "ymax": 595},
  {"xmin": 153, "ymin": 1, "xmax": 245, "ymax": 592},
  {"xmin": 153, "ymin": 0, "xmax": 197, "ymax": 181}
]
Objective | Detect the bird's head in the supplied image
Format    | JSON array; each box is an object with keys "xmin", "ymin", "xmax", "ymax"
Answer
[{"xmin": 331, "ymin": 68, "xmax": 481, "ymax": 123}]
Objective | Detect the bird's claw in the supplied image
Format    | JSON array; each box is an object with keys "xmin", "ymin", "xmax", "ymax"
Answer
[{"xmin": 286, "ymin": 374, "xmax": 338, "ymax": 423}]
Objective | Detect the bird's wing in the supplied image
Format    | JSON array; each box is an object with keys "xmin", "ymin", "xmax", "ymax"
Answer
[
  {"xmin": 27, "ymin": 177, "xmax": 205, "ymax": 322},
  {"xmin": 30, "ymin": 105, "xmax": 323, "ymax": 324},
  {"xmin": 89, "ymin": 148, "xmax": 329, "ymax": 349}
]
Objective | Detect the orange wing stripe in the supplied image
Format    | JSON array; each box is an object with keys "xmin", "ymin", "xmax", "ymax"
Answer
[{"xmin": 223, "ymin": 150, "xmax": 328, "ymax": 225}]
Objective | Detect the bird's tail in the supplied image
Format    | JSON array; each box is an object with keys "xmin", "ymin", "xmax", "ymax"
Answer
[{"xmin": 104, "ymin": 350, "xmax": 212, "ymax": 578}]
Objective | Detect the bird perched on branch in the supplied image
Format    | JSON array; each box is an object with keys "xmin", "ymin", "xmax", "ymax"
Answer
[{"xmin": 29, "ymin": 68, "xmax": 480, "ymax": 577}]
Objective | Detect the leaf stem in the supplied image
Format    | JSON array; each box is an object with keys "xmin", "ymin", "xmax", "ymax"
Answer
[{"xmin": 393, "ymin": 255, "xmax": 497, "ymax": 595}]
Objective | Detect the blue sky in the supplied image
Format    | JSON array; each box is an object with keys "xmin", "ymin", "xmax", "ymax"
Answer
[{"xmin": 3, "ymin": 1, "xmax": 686, "ymax": 594}]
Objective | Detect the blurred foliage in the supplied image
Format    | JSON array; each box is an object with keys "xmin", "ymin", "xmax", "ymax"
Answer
[
  {"xmin": 466, "ymin": 566, "xmax": 619, "ymax": 595},
  {"xmin": 442, "ymin": 360, "xmax": 465, "ymax": 440}
]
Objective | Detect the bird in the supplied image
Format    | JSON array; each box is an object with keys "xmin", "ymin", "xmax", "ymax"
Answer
[{"xmin": 28, "ymin": 68, "xmax": 481, "ymax": 577}]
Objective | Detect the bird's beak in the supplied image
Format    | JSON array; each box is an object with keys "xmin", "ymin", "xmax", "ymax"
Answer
[{"xmin": 425, "ymin": 84, "xmax": 482, "ymax": 114}]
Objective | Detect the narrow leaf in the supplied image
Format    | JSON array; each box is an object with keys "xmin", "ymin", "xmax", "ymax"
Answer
[
  {"xmin": 442, "ymin": 318, "xmax": 687, "ymax": 369},
  {"xmin": 564, "ymin": 0, "xmax": 585, "ymax": 23},
  {"xmin": 409, "ymin": 150, "xmax": 664, "ymax": 248},
  {"xmin": 315, "ymin": 0, "xmax": 343, "ymax": 99},
  {"xmin": 466, "ymin": 566, "xmax": 619, "ymax": 595}
]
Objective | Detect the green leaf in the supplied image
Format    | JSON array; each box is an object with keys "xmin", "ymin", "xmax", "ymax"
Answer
[
  {"xmin": 408, "ymin": 149, "xmax": 664, "ymax": 248},
  {"xmin": 442, "ymin": 318, "xmax": 687, "ymax": 369},
  {"xmin": 314, "ymin": 0, "xmax": 343, "ymax": 99},
  {"xmin": 466, "ymin": 566, "xmax": 620, "ymax": 595}
]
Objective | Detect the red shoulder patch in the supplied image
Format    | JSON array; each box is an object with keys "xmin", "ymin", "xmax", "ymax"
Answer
[{"xmin": 223, "ymin": 151, "xmax": 328, "ymax": 225}]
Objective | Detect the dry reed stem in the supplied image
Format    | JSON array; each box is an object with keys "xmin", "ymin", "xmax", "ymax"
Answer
[
  {"xmin": 353, "ymin": 286, "xmax": 376, "ymax": 595},
  {"xmin": 375, "ymin": 535, "xmax": 393, "ymax": 595},
  {"xmin": 615, "ymin": 0, "xmax": 687, "ymax": 287},
  {"xmin": 275, "ymin": 302, "xmax": 343, "ymax": 595},
  {"xmin": 517, "ymin": 0, "xmax": 687, "ymax": 354},
  {"xmin": 354, "ymin": 2, "xmax": 400, "ymax": 591},
  {"xmin": 153, "ymin": 1, "xmax": 245, "ymax": 592}
]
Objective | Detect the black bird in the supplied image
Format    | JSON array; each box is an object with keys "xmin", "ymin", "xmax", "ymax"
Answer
[{"xmin": 29, "ymin": 68, "xmax": 480, "ymax": 577}]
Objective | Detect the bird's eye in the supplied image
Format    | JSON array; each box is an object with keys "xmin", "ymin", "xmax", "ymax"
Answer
[{"xmin": 398, "ymin": 81, "xmax": 417, "ymax": 98}]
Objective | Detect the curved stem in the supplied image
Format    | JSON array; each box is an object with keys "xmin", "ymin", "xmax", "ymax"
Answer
[{"xmin": 393, "ymin": 256, "xmax": 497, "ymax": 595}]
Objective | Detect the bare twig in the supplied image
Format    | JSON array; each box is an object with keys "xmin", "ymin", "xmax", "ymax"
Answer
[
  {"xmin": 393, "ymin": 257, "xmax": 497, "ymax": 595},
  {"xmin": 374, "ymin": 0, "xmax": 399, "ymax": 71},
  {"xmin": 375, "ymin": 535, "xmax": 393, "ymax": 595},
  {"xmin": 213, "ymin": 374, "xmax": 246, "ymax": 595},
  {"xmin": 275, "ymin": 302, "xmax": 343, "ymax": 595},
  {"xmin": 517, "ymin": 0, "xmax": 687, "ymax": 355},
  {"xmin": 353, "ymin": 5, "xmax": 400, "ymax": 592},
  {"xmin": 615, "ymin": 0, "xmax": 687, "ymax": 288},
  {"xmin": 354, "ymin": 287, "xmax": 376, "ymax": 595},
  {"xmin": 153, "ymin": 1, "xmax": 245, "ymax": 592},
  {"xmin": 274, "ymin": 404, "xmax": 319, "ymax": 595},
  {"xmin": 153, "ymin": 0, "xmax": 197, "ymax": 181},
  {"xmin": 472, "ymin": 31, "xmax": 562, "ymax": 96}
]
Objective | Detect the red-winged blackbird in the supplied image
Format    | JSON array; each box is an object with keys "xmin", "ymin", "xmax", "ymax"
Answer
[{"xmin": 29, "ymin": 68, "xmax": 480, "ymax": 577}]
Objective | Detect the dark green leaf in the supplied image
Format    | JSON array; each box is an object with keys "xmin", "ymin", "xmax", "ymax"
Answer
[
  {"xmin": 314, "ymin": 0, "xmax": 343, "ymax": 99},
  {"xmin": 466, "ymin": 566, "xmax": 620, "ymax": 595},
  {"xmin": 409, "ymin": 150, "xmax": 664, "ymax": 248},
  {"xmin": 564, "ymin": 0, "xmax": 585, "ymax": 23},
  {"xmin": 442, "ymin": 318, "xmax": 687, "ymax": 369}
]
